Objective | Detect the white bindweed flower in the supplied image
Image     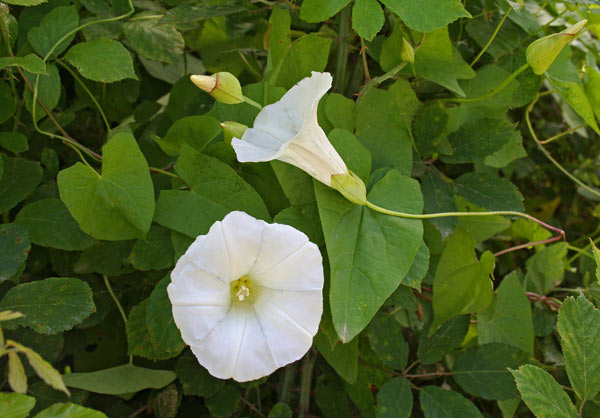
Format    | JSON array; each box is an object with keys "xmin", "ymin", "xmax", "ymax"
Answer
[
  {"xmin": 167, "ymin": 211, "xmax": 324, "ymax": 382},
  {"xmin": 231, "ymin": 72, "xmax": 351, "ymax": 187}
]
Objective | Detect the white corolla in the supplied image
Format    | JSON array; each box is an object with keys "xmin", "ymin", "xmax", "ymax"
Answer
[{"xmin": 167, "ymin": 211, "xmax": 324, "ymax": 382}]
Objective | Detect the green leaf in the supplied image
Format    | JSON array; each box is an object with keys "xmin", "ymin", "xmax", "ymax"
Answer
[
  {"xmin": 0, "ymin": 392, "xmax": 36, "ymax": 418},
  {"xmin": 591, "ymin": 239, "xmax": 600, "ymax": 285},
  {"xmin": 130, "ymin": 225, "xmax": 175, "ymax": 271},
  {"xmin": 453, "ymin": 172, "xmax": 524, "ymax": 212},
  {"xmin": 74, "ymin": 241, "xmax": 134, "ymax": 277},
  {"xmin": 153, "ymin": 115, "xmax": 221, "ymax": 156},
  {"xmin": 484, "ymin": 131, "xmax": 527, "ymax": 168},
  {"xmin": 413, "ymin": 103, "xmax": 450, "ymax": 159},
  {"xmin": 419, "ymin": 386, "xmax": 482, "ymax": 418},
  {"xmin": 127, "ymin": 299, "xmax": 175, "ymax": 360},
  {"xmin": 123, "ymin": 21, "xmax": 184, "ymax": 64},
  {"xmin": 8, "ymin": 351, "xmax": 27, "ymax": 393},
  {"xmin": 325, "ymin": 93, "xmax": 355, "ymax": 132},
  {"xmin": 478, "ymin": 271, "xmax": 534, "ymax": 354},
  {"xmin": 511, "ymin": 365, "xmax": 578, "ymax": 418},
  {"xmin": 27, "ymin": 382, "xmax": 86, "ymax": 415},
  {"xmin": 548, "ymin": 73, "xmax": 600, "ymax": 135},
  {"xmin": 444, "ymin": 118, "xmax": 515, "ymax": 164},
  {"xmin": 0, "ymin": 81, "xmax": 15, "ymax": 124},
  {"xmin": 0, "ymin": 223, "xmax": 30, "ymax": 281},
  {"xmin": 15, "ymin": 198, "xmax": 96, "ymax": 251},
  {"xmin": 418, "ymin": 315, "xmax": 470, "ymax": 364},
  {"xmin": 380, "ymin": 0, "xmax": 471, "ymax": 33},
  {"xmin": 421, "ymin": 171, "xmax": 457, "ymax": 239},
  {"xmin": 62, "ymin": 364, "xmax": 176, "ymax": 395},
  {"xmin": 431, "ymin": 228, "xmax": 494, "ymax": 333},
  {"xmin": 524, "ymin": 242, "xmax": 568, "ymax": 295},
  {"xmin": 368, "ymin": 313, "xmax": 408, "ymax": 370},
  {"xmin": 0, "ymin": 156, "xmax": 42, "ymax": 213},
  {"xmin": 299, "ymin": 0, "xmax": 351, "ymax": 22},
  {"xmin": 0, "ymin": 277, "xmax": 95, "ymax": 334},
  {"xmin": 57, "ymin": 133, "xmax": 155, "ymax": 241},
  {"xmin": 557, "ymin": 295, "xmax": 600, "ymax": 401},
  {"xmin": 453, "ymin": 343, "xmax": 528, "ymax": 400},
  {"xmin": 173, "ymin": 144, "xmax": 270, "ymax": 221},
  {"xmin": 268, "ymin": 403, "xmax": 293, "ymax": 418},
  {"xmin": 146, "ymin": 276, "xmax": 185, "ymax": 358},
  {"xmin": 13, "ymin": 343, "xmax": 68, "ymax": 395},
  {"xmin": 23, "ymin": 63, "xmax": 61, "ymax": 122},
  {"xmin": 316, "ymin": 170, "xmax": 423, "ymax": 342},
  {"xmin": 376, "ymin": 378, "xmax": 412, "ymax": 418},
  {"xmin": 175, "ymin": 349, "xmax": 225, "ymax": 397},
  {"xmin": 0, "ymin": 132, "xmax": 29, "ymax": 153},
  {"xmin": 414, "ymin": 27, "xmax": 475, "ymax": 97},
  {"xmin": 352, "ymin": 0, "xmax": 384, "ymax": 41},
  {"xmin": 64, "ymin": 39, "xmax": 137, "ymax": 83},
  {"xmin": 0, "ymin": 54, "xmax": 46, "ymax": 74},
  {"xmin": 314, "ymin": 331, "xmax": 359, "ymax": 384},
  {"xmin": 271, "ymin": 34, "xmax": 332, "ymax": 89},
  {"xmin": 206, "ymin": 385, "xmax": 241, "ymax": 418},
  {"xmin": 33, "ymin": 403, "xmax": 107, "ymax": 418},
  {"xmin": 315, "ymin": 376, "xmax": 352, "ymax": 418},
  {"xmin": 27, "ymin": 6, "xmax": 79, "ymax": 57}
]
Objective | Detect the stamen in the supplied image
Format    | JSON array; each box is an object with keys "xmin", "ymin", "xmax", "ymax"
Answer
[{"xmin": 236, "ymin": 285, "xmax": 250, "ymax": 301}]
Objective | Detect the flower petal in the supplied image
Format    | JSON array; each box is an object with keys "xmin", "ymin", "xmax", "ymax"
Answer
[
  {"xmin": 219, "ymin": 211, "xmax": 266, "ymax": 280},
  {"xmin": 252, "ymin": 228, "xmax": 323, "ymax": 291},
  {"xmin": 253, "ymin": 288, "xmax": 322, "ymax": 366},
  {"xmin": 188, "ymin": 307, "xmax": 248, "ymax": 380},
  {"xmin": 168, "ymin": 260, "xmax": 230, "ymax": 306},
  {"xmin": 179, "ymin": 223, "xmax": 233, "ymax": 281}
]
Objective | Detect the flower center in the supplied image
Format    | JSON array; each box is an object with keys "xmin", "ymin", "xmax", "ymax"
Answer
[{"xmin": 230, "ymin": 275, "xmax": 255, "ymax": 304}]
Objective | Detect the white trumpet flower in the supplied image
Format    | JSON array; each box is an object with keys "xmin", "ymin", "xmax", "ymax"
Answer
[
  {"xmin": 231, "ymin": 72, "xmax": 349, "ymax": 187},
  {"xmin": 167, "ymin": 211, "xmax": 324, "ymax": 382}
]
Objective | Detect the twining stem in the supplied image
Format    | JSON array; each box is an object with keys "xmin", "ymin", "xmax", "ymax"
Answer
[
  {"xmin": 298, "ymin": 349, "xmax": 316, "ymax": 418},
  {"xmin": 279, "ymin": 363, "xmax": 295, "ymax": 404},
  {"xmin": 364, "ymin": 200, "xmax": 565, "ymax": 256},
  {"xmin": 360, "ymin": 37, "xmax": 371, "ymax": 83},
  {"xmin": 56, "ymin": 59, "xmax": 111, "ymax": 134},
  {"xmin": 538, "ymin": 125, "xmax": 584, "ymax": 145},
  {"xmin": 103, "ymin": 276, "xmax": 133, "ymax": 364},
  {"xmin": 439, "ymin": 63, "xmax": 529, "ymax": 104},
  {"xmin": 470, "ymin": 8, "xmax": 512, "ymax": 67},
  {"xmin": 526, "ymin": 95, "xmax": 600, "ymax": 199}
]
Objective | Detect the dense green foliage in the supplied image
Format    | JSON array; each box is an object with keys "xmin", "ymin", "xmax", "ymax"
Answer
[{"xmin": 2, "ymin": 0, "xmax": 600, "ymax": 416}]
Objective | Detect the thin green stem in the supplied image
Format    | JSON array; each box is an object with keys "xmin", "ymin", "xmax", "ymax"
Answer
[
  {"xmin": 539, "ymin": 125, "xmax": 585, "ymax": 144},
  {"xmin": 298, "ymin": 350, "xmax": 316, "ymax": 418},
  {"xmin": 470, "ymin": 8, "xmax": 511, "ymax": 67},
  {"xmin": 359, "ymin": 37, "xmax": 371, "ymax": 83},
  {"xmin": 566, "ymin": 245, "xmax": 595, "ymax": 261},
  {"xmin": 149, "ymin": 166, "xmax": 179, "ymax": 178},
  {"xmin": 242, "ymin": 95, "xmax": 263, "ymax": 110},
  {"xmin": 526, "ymin": 95, "xmax": 600, "ymax": 199},
  {"xmin": 440, "ymin": 63, "xmax": 529, "ymax": 104},
  {"xmin": 279, "ymin": 363, "xmax": 295, "ymax": 404},
  {"xmin": 357, "ymin": 62, "xmax": 407, "ymax": 105},
  {"xmin": 56, "ymin": 59, "xmax": 111, "ymax": 134},
  {"xmin": 103, "ymin": 276, "xmax": 133, "ymax": 364}
]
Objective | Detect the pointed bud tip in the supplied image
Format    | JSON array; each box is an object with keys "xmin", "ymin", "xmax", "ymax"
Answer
[{"xmin": 190, "ymin": 74, "xmax": 217, "ymax": 93}]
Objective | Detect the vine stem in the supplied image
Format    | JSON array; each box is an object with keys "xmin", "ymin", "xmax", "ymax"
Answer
[
  {"xmin": 333, "ymin": 5, "xmax": 350, "ymax": 93},
  {"xmin": 242, "ymin": 96, "xmax": 263, "ymax": 110},
  {"xmin": 439, "ymin": 63, "xmax": 529, "ymax": 104},
  {"xmin": 298, "ymin": 349, "xmax": 316, "ymax": 418},
  {"xmin": 470, "ymin": 8, "xmax": 511, "ymax": 67},
  {"xmin": 360, "ymin": 37, "xmax": 371, "ymax": 83},
  {"xmin": 103, "ymin": 276, "xmax": 133, "ymax": 364},
  {"xmin": 526, "ymin": 95, "xmax": 600, "ymax": 199}
]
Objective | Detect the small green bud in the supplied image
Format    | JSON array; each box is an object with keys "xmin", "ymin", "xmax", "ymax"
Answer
[
  {"xmin": 401, "ymin": 38, "xmax": 415, "ymax": 64},
  {"xmin": 190, "ymin": 72, "xmax": 244, "ymax": 104},
  {"xmin": 221, "ymin": 121, "xmax": 248, "ymax": 144},
  {"xmin": 331, "ymin": 171, "xmax": 368, "ymax": 206},
  {"xmin": 526, "ymin": 20, "xmax": 587, "ymax": 75}
]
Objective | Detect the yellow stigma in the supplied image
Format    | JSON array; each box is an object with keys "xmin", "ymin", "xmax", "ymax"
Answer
[{"xmin": 230, "ymin": 275, "xmax": 255, "ymax": 303}]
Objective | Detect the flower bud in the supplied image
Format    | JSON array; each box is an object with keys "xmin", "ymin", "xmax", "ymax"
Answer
[
  {"xmin": 331, "ymin": 171, "xmax": 368, "ymax": 206},
  {"xmin": 190, "ymin": 72, "xmax": 244, "ymax": 104},
  {"xmin": 526, "ymin": 20, "xmax": 587, "ymax": 75},
  {"xmin": 221, "ymin": 121, "xmax": 248, "ymax": 144},
  {"xmin": 401, "ymin": 38, "xmax": 415, "ymax": 64}
]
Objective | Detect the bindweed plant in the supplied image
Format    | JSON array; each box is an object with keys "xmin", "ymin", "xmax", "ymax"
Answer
[{"xmin": 2, "ymin": 0, "xmax": 600, "ymax": 417}]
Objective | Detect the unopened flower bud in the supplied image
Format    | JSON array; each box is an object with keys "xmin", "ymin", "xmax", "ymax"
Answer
[
  {"xmin": 221, "ymin": 121, "xmax": 247, "ymax": 144},
  {"xmin": 190, "ymin": 72, "xmax": 244, "ymax": 104},
  {"xmin": 401, "ymin": 38, "xmax": 414, "ymax": 64},
  {"xmin": 526, "ymin": 20, "xmax": 587, "ymax": 75}
]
